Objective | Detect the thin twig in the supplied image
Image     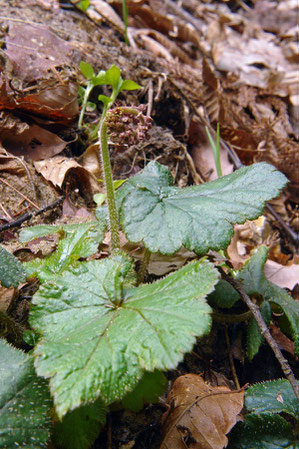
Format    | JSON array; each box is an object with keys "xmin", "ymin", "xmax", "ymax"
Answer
[
  {"xmin": 265, "ymin": 203, "xmax": 298, "ymax": 244},
  {"xmin": 0, "ymin": 197, "xmax": 63, "ymax": 232},
  {"xmin": 10, "ymin": 154, "xmax": 39, "ymax": 206},
  {"xmin": 0, "ymin": 177, "xmax": 39, "ymax": 209},
  {"xmin": 0, "ymin": 202, "xmax": 13, "ymax": 220},
  {"xmin": 225, "ymin": 326, "xmax": 240, "ymax": 389},
  {"xmin": 220, "ymin": 268, "xmax": 299, "ymax": 400},
  {"xmin": 146, "ymin": 78, "xmax": 154, "ymax": 117}
]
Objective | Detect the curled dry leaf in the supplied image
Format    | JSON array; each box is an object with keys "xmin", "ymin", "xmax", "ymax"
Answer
[
  {"xmin": 5, "ymin": 22, "xmax": 74, "ymax": 83},
  {"xmin": 1, "ymin": 22, "xmax": 78, "ymax": 122},
  {"xmin": 34, "ymin": 155, "xmax": 100, "ymax": 193},
  {"xmin": 0, "ymin": 115, "xmax": 67, "ymax": 161},
  {"xmin": 264, "ymin": 260, "xmax": 299, "ymax": 290},
  {"xmin": 0, "ymin": 74, "xmax": 78, "ymax": 123},
  {"xmin": 160, "ymin": 374, "xmax": 244, "ymax": 449}
]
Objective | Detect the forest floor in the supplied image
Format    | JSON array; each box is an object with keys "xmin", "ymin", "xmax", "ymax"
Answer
[{"xmin": 0, "ymin": 1, "xmax": 298, "ymax": 448}]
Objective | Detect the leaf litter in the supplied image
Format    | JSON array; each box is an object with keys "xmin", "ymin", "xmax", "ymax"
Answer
[
  {"xmin": 160, "ymin": 374, "xmax": 244, "ymax": 449},
  {"xmin": 0, "ymin": 0, "xmax": 298, "ymax": 447}
]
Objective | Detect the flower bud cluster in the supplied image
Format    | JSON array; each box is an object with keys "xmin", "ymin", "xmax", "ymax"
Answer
[{"xmin": 106, "ymin": 105, "xmax": 152, "ymax": 149}]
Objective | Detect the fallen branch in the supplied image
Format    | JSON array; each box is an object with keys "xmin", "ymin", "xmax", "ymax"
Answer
[{"xmin": 0, "ymin": 197, "xmax": 63, "ymax": 232}]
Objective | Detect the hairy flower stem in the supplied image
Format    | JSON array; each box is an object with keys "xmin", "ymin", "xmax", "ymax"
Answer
[{"xmin": 99, "ymin": 116, "xmax": 120, "ymax": 251}]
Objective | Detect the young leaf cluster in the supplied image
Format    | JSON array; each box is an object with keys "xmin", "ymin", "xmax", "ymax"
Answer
[{"xmin": 78, "ymin": 62, "xmax": 140, "ymax": 131}]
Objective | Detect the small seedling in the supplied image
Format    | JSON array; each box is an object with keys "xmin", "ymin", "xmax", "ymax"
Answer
[
  {"xmin": 205, "ymin": 123, "xmax": 222, "ymax": 178},
  {"xmin": 122, "ymin": 0, "xmax": 129, "ymax": 45},
  {"xmin": 78, "ymin": 62, "xmax": 140, "ymax": 131},
  {"xmin": 94, "ymin": 179, "xmax": 127, "ymax": 206}
]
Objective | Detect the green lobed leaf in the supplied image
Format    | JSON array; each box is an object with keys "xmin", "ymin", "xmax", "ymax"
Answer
[
  {"xmin": 80, "ymin": 61, "xmax": 94, "ymax": 80},
  {"xmin": 247, "ymin": 300, "xmax": 272, "ymax": 361},
  {"xmin": 52, "ymin": 399, "xmax": 107, "ymax": 449},
  {"xmin": 0, "ymin": 339, "xmax": 52, "ymax": 449},
  {"xmin": 245, "ymin": 379, "xmax": 299, "ymax": 418},
  {"xmin": 236, "ymin": 246, "xmax": 299, "ymax": 342},
  {"xmin": 227, "ymin": 414, "xmax": 295, "ymax": 449},
  {"xmin": 0, "ymin": 245, "xmax": 26, "ymax": 288},
  {"xmin": 29, "ymin": 256, "xmax": 218, "ymax": 418},
  {"xmin": 120, "ymin": 79, "xmax": 141, "ymax": 91},
  {"xmin": 207, "ymin": 279, "xmax": 241, "ymax": 309},
  {"xmin": 116, "ymin": 161, "xmax": 288, "ymax": 255},
  {"xmin": 121, "ymin": 370, "xmax": 167, "ymax": 412},
  {"xmin": 24, "ymin": 221, "xmax": 106, "ymax": 282}
]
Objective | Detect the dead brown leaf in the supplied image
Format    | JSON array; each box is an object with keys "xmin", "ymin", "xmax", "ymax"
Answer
[
  {"xmin": 160, "ymin": 374, "xmax": 244, "ymax": 449},
  {"xmin": 34, "ymin": 155, "xmax": 99, "ymax": 193},
  {"xmin": 270, "ymin": 323, "xmax": 295, "ymax": 358},
  {"xmin": 264, "ymin": 260, "xmax": 299, "ymax": 290},
  {"xmin": 0, "ymin": 286, "xmax": 16, "ymax": 313},
  {"xmin": 0, "ymin": 114, "xmax": 67, "ymax": 160},
  {"xmin": 79, "ymin": 144, "xmax": 102, "ymax": 178},
  {"xmin": 5, "ymin": 22, "xmax": 74, "ymax": 82},
  {"xmin": 0, "ymin": 74, "xmax": 78, "ymax": 123}
]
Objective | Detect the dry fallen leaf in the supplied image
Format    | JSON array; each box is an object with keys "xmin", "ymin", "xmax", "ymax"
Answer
[
  {"xmin": 264, "ymin": 260, "xmax": 299, "ymax": 290},
  {"xmin": 34, "ymin": 155, "xmax": 99, "ymax": 193},
  {"xmin": 160, "ymin": 374, "xmax": 244, "ymax": 449},
  {"xmin": 270, "ymin": 323, "xmax": 295, "ymax": 358},
  {"xmin": 1, "ymin": 121, "xmax": 67, "ymax": 161},
  {"xmin": 0, "ymin": 286, "xmax": 16, "ymax": 313}
]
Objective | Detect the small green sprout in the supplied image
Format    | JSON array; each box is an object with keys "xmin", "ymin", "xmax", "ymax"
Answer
[
  {"xmin": 78, "ymin": 62, "xmax": 141, "ymax": 131},
  {"xmin": 122, "ymin": 0, "xmax": 129, "ymax": 46},
  {"xmin": 77, "ymin": 0, "xmax": 90, "ymax": 12},
  {"xmin": 93, "ymin": 179, "xmax": 127, "ymax": 206},
  {"xmin": 205, "ymin": 123, "xmax": 222, "ymax": 178}
]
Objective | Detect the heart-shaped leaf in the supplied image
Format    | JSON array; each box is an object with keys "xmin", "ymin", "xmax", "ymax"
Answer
[
  {"xmin": 30, "ymin": 255, "xmax": 218, "ymax": 418},
  {"xmin": 116, "ymin": 161, "xmax": 287, "ymax": 255},
  {"xmin": 0, "ymin": 339, "xmax": 51, "ymax": 449}
]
